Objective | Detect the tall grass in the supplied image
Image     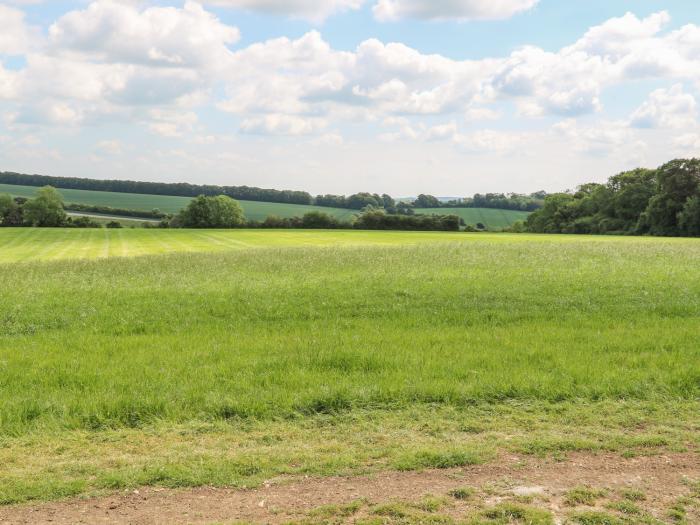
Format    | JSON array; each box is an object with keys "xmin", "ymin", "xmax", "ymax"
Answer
[{"xmin": 1, "ymin": 233, "xmax": 699, "ymax": 437}]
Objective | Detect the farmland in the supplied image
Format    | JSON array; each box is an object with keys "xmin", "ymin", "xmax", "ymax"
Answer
[
  {"xmin": 417, "ymin": 207, "xmax": 531, "ymax": 229},
  {"xmin": 0, "ymin": 183, "xmax": 357, "ymax": 222},
  {"xmin": 0, "ymin": 183, "xmax": 530, "ymax": 228},
  {"xmin": 0, "ymin": 228, "xmax": 698, "ymax": 523}
]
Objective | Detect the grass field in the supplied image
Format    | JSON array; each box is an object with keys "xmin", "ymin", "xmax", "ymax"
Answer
[
  {"xmin": 0, "ymin": 229, "xmax": 698, "ymax": 511},
  {"xmin": 0, "ymin": 183, "xmax": 357, "ymax": 222},
  {"xmin": 417, "ymin": 207, "xmax": 531, "ymax": 228}
]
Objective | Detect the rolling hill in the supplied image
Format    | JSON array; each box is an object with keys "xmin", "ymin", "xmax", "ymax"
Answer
[
  {"xmin": 417, "ymin": 207, "xmax": 531, "ymax": 229},
  {"xmin": 0, "ymin": 183, "xmax": 531, "ymax": 228},
  {"xmin": 0, "ymin": 183, "xmax": 357, "ymax": 223}
]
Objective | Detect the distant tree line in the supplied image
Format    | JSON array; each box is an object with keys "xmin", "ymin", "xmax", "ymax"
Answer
[
  {"xmin": 64, "ymin": 203, "xmax": 166, "ymax": 220},
  {"xmin": 165, "ymin": 195, "xmax": 461, "ymax": 232},
  {"xmin": 412, "ymin": 192, "xmax": 546, "ymax": 211},
  {"xmin": 0, "ymin": 172, "xmax": 315, "ymax": 206},
  {"xmin": 525, "ymin": 159, "xmax": 700, "ymax": 237},
  {"xmin": 0, "ymin": 171, "xmax": 544, "ymax": 213}
]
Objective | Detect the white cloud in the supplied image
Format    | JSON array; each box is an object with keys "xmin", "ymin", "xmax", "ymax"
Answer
[
  {"xmin": 240, "ymin": 114, "xmax": 327, "ymax": 135},
  {"xmin": 630, "ymin": 84, "xmax": 697, "ymax": 129},
  {"xmin": 2, "ymin": 2, "xmax": 700, "ymax": 175},
  {"xmin": 203, "ymin": 0, "xmax": 363, "ymax": 23},
  {"xmin": 0, "ymin": 64, "xmax": 19, "ymax": 99},
  {"xmin": 4, "ymin": 1, "xmax": 238, "ymax": 130},
  {"xmin": 373, "ymin": 0, "xmax": 539, "ymax": 22},
  {"xmin": 49, "ymin": 0, "xmax": 239, "ymax": 69},
  {"xmin": 0, "ymin": 4, "xmax": 32, "ymax": 55},
  {"xmin": 553, "ymin": 118, "xmax": 638, "ymax": 155},
  {"xmin": 95, "ymin": 140, "xmax": 122, "ymax": 155},
  {"xmin": 148, "ymin": 109, "xmax": 198, "ymax": 137},
  {"xmin": 673, "ymin": 133, "xmax": 700, "ymax": 153}
]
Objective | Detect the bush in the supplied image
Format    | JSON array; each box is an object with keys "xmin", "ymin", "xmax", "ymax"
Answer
[
  {"xmin": 23, "ymin": 186, "xmax": 67, "ymax": 227},
  {"xmin": 106, "ymin": 221, "xmax": 123, "ymax": 229},
  {"xmin": 68, "ymin": 216, "xmax": 102, "ymax": 228},
  {"xmin": 175, "ymin": 195, "xmax": 246, "ymax": 229},
  {"xmin": 354, "ymin": 210, "xmax": 460, "ymax": 231}
]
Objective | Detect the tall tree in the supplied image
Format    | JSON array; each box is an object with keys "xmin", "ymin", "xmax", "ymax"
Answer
[
  {"xmin": 175, "ymin": 195, "xmax": 245, "ymax": 228},
  {"xmin": 22, "ymin": 186, "xmax": 67, "ymax": 227},
  {"xmin": 643, "ymin": 159, "xmax": 700, "ymax": 236},
  {"xmin": 413, "ymin": 194, "xmax": 441, "ymax": 208}
]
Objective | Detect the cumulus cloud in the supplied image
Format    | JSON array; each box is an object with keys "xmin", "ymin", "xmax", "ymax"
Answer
[
  {"xmin": 49, "ymin": 0, "xmax": 239, "ymax": 69},
  {"xmin": 4, "ymin": 1, "xmax": 239, "ymax": 130},
  {"xmin": 240, "ymin": 114, "xmax": 327, "ymax": 135},
  {"xmin": 3, "ymin": 2, "xmax": 700, "ymax": 161},
  {"xmin": 630, "ymin": 84, "xmax": 697, "ymax": 129},
  {"xmin": 0, "ymin": 4, "xmax": 32, "ymax": 55},
  {"xmin": 553, "ymin": 118, "xmax": 637, "ymax": 155},
  {"xmin": 203, "ymin": 0, "xmax": 363, "ymax": 23},
  {"xmin": 202, "ymin": 0, "xmax": 539, "ymax": 22},
  {"xmin": 373, "ymin": 0, "xmax": 539, "ymax": 22}
]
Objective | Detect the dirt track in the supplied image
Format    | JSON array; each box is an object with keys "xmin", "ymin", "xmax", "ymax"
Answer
[{"xmin": 1, "ymin": 452, "xmax": 698, "ymax": 524}]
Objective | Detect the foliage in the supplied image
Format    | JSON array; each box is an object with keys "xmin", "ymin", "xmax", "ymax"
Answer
[
  {"xmin": 354, "ymin": 209, "xmax": 460, "ymax": 231},
  {"xmin": 21, "ymin": 186, "xmax": 67, "ymax": 227},
  {"xmin": 67, "ymin": 216, "xmax": 102, "ymax": 228},
  {"xmin": 526, "ymin": 159, "xmax": 700, "ymax": 237},
  {"xmin": 174, "ymin": 195, "xmax": 246, "ymax": 228},
  {"xmin": 0, "ymin": 194, "xmax": 22, "ymax": 226},
  {"xmin": 255, "ymin": 211, "xmax": 345, "ymax": 229},
  {"xmin": 65, "ymin": 203, "xmax": 166, "ymax": 219},
  {"xmin": 414, "ymin": 194, "xmax": 442, "ymax": 208},
  {"xmin": 412, "ymin": 192, "xmax": 546, "ymax": 212}
]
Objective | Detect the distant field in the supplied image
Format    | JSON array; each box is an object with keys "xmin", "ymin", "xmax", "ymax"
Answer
[
  {"xmin": 0, "ymin": 183, "xmax": 357, "ymax": 222},
  {"xmin": 1, "ymin": 230, "xmax": 698, "ymax": 509},
  {"xmin": 0, "ymin": 183, "xmax": 528, "ymax": 228},
  {"xmin": 417, "ymin": 207, "xmax": 531, "ymax": 228}
]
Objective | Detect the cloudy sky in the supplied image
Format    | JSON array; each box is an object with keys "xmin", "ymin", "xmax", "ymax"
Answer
[{"xmin": 0, "ymin": 1, "xmax": 698, "ymax": 196}]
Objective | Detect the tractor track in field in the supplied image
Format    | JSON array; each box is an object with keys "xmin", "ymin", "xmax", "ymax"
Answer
[{"xmin": 1, "ymin": 452, "xmax": 698, "ymax": 524}]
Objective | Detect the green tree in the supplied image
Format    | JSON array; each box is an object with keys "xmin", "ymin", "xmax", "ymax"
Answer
[
  {"xmin": 643, "ymin": 159, "xmax": 700, "ymax": 236},
  {"xmin": 606, "ymin": 168, "xmax": 656, "ymax": 231},
  {"xmin": 300, "ymin": 211, "xmax": 341, "ymax": 229},
  {"xmin": 23, "ymin": 186, "xmax": 67, "ymax": 227},
  {"xmin": 347, "ymin": 193, "xmax": 382, "ymax": 210},
  {"xmin": 414, "ymin": 194, "xmax": 441, "ymax": 208},
  {"xmin": 678, "ymin": 196, "xmax": 700, "ymax": 236},
  {"xmin": 0, "ymin": 194, "xmax": 20, "ymax": 226},
  {"xmin": 176, "ymin": 195, "xmax": 246, "ymax": 228}
]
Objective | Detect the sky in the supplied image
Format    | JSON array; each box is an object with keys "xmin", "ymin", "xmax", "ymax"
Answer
[{"xmin": 0, "ymin": 1, "xmax": 699, "ymax": 197}]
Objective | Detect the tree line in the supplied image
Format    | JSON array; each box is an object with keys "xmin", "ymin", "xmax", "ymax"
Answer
[
  {"xmin": 0, "ymin": 171, "xmax": 544, "ymax": 212},
  {"xmin": 168, "ymin": 195, "xmax": 461, "ymax": 231},
  {"xmin": 412, "ymin": 192, "xmax": 545, "ymax": 211},
  {"xmin": 525, "ymin": 159, "xmax": 700, "ymax": 236}
]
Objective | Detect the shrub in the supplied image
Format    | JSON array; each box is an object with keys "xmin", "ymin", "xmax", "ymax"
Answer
[{"xmin": 68, "ymin": 216, "xmax": 102, "ymax": 228}]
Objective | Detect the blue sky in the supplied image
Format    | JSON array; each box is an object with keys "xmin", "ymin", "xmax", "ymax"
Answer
[{"xmin": 0, "ymin": 0, "xmax": 699, "ymax": 195}]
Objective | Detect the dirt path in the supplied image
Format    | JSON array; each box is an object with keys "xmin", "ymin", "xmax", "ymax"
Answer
[{"xmin": 2, "ymin": 452, "xmax": 698, "ymax": 524}]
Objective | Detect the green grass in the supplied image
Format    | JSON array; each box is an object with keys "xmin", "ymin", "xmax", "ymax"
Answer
[
  {"xmin": 0, "ymin": 228, "xmax": 479, "ymax": 262},
  {"xmin": 0, "ymin": 183, "xmax": 357, "ymax": 222},
  {"xmin": 417, "ymin": 207, "xmax": 531, "ymax": 229},
  {"xmin": 0, "ymin": 229, "xmax": 699, "ymax": 504}
]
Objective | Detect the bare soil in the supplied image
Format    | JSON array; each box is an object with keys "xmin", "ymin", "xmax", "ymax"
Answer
[{"xmin": 1, "ymin": 452, "xmax": 698, "ymax": 524}]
